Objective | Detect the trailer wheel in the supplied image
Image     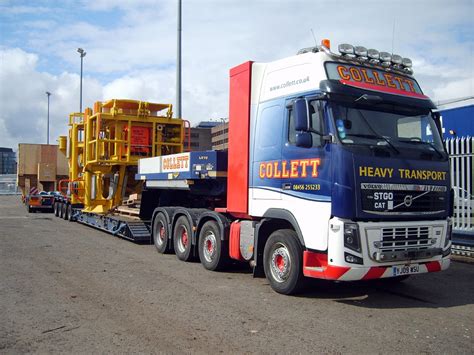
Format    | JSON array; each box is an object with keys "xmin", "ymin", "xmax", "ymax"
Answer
[
  {"xmin": 153, "ymin": 213, "xmax": 171, "ymax": 254},
  {"xmin": 67, "ymin": 204, "xmax": 74, "ymax": 221},
  {"xmin": 263, "ymin": 229, "xmax": 306, "ymax": 295},
  {"xmin": 62, "ymin": 203, "xmax": 68, "ymax": 220},
  {"xmin": 54, "ymin": 202, "xmax": 59, "ymax": 217},
  {"xmin": 198, "ymin": 220, "xmax": 228, "ymax": 271},
  {"xmin": 58, "ymin": 202, "xmax": 64, "ymax": 219},
  {"xmin": 173, "ymin": 216, "xmax": 193, "ymax": 261}
]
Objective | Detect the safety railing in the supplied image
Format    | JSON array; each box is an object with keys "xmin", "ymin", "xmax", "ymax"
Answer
[{"xmin": 445, "ymin": 136, "xmax": 473, "ymax": 233}]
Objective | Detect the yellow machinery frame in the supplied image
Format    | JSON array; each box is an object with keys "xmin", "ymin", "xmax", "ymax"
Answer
[{"xmin": 59, "ymin": 99, "xmax": 184, "ymax": 214}]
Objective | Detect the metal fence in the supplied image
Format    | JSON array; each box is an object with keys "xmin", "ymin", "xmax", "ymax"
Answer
[
  {"xmin": 445, "ymin": 137, "xmax": 473, "ymax": 233},
  {"xmin": 0, "ymin": 174, "xmax": 19, "ymax": 195}
]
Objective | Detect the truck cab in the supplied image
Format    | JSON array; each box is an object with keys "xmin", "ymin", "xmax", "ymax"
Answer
[{"xmin": 237, "ymin": 41, "xmax": 451, "ymax": 292}]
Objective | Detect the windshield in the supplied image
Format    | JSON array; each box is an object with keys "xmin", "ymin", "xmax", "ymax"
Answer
[{"xmin": 330, "ymin": 103, "xmax": 446, "ymax": 157}]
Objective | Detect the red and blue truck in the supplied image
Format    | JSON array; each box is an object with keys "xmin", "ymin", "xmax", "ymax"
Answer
[{"xmin": 134, "ymin": 40, "xmax": 452, "ymax": 294}]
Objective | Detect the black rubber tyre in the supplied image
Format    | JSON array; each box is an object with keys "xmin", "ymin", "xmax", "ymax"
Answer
[
  {"xmin": 153, "ymin": 213, "xmax": 171, "ymax": 254},
  {"xmin": 173, "ymin": 215, "xmax": 193, "ymax": 261},
  {"xmin": 263, "ymin": 229, "xmax": 306, "ymax": 295},
  {"xmin": 58, "ymin": 202, "xmax": 64, "ymax": 219},
  {"xmin": 27, "ymin": 205, "xmax": 33, "ymax": 213},
  {"xmin": 62, "ymin": 203, "xmax": 68, "ymax": 220},
  {"xmin": 198, "ymin": 220, "xmax": 228, "ymax": 271},
  {"xmin": 67, "ymin": 204, "xmax": 74, "ymax": 221}
]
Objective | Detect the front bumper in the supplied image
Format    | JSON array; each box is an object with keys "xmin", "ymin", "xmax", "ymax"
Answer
[{"xmin": 303, "ymin": 217, "xmax": 451, "ymax": 281}]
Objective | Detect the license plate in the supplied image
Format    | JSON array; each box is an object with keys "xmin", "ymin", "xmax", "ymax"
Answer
[{"xmin": 392, "ymin": 264, "xmax": 420, "ymax": 276}]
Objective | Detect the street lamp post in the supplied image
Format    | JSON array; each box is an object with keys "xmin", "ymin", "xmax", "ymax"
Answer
[
  {"xmin": 46, "ymin": 91, "xmax": 51, "ymax": 144},
  {"xmin": 77, "ymin": 48, "xmax": 86, "ymax": 114},
  {"xmin": 176, "ymin": 0, "xmax": 182, "ymax": 118}
]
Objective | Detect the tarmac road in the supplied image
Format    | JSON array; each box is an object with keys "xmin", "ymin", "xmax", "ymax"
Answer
[{"xmin": 0, "ymin": 195, "xmax": 473, "ymax": 353}]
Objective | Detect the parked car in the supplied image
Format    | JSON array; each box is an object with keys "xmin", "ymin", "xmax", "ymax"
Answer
[{"xmin": 25, "ymin": 191, "xmax": 55, "ymax": 213}]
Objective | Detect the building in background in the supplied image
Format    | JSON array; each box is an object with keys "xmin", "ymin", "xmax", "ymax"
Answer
[
  {"xmin": 186, "ymin": 121, "xmax": 221, "ymax": 151},
  {"xmin": 0, "ymin": 147, "xmax": 16, "ymax": 174},
  {"xmin": 436, "ymin": 97, "xmax": 474, "ymax": 139},
  {"xmin": 211, "ymin": 121, "xmax": 229, "ymax": 151},
  {"xmin": 439, "ymin": 104, "xmax": 474, "ymax": 140}
]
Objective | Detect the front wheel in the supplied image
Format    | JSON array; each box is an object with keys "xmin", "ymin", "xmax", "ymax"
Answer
[
  {"xmin": 263, "ymin": 229, "xmax": 306, "ymax": 295},
  {"xmin": 198, "ymin": 220, "xmax": 228, "ymax": 271},
  {"xmin": 173, "ymin": 216, "xmax": 193, "ymax": 261}
]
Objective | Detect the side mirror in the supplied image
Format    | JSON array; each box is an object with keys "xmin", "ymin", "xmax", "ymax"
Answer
[
  {"xmin": 432, "ymin": 111, "xmax": 443, "ymax": 136},
  {"xmin": 296, "ymin": 132, "xmax": 312, "ymax": 148},
  {"xmin": 294, "ymin": 98, "xmax": 309, "ymax": 131}
]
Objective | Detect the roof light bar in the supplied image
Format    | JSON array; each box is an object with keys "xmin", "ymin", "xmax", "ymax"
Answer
[
  {"xmin": 338, "ymin": 43, "xmax": 354, "ymax": 55},
  {"xmin": 367, "ymin": 49, "xmax": 379, "ymax": 60},
  {"xmin": 391, "ymin": 54, "xmax": 402, "ymax": 65},
  {"xmin": 354, "ymin": 46, "xmax": 368, "ymax": 57},
  {"xmin": 402, "ymin": 57, "xmax": 412, "ymax": 68}
]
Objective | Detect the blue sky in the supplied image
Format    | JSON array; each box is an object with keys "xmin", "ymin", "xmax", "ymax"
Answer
[{"xmin": 0, "ymin": 0, "xmax": 473, "ymax": 149}]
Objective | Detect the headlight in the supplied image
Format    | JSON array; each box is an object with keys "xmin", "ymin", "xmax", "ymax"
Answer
[{"xmin": 344, "ymin": 223, "xmax": 361, "ymax": 252}]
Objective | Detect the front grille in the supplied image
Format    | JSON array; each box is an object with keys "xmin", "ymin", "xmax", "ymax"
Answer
[{"xmin": 380, "ymin": 226, "xmax": 430, "ymax": 251}]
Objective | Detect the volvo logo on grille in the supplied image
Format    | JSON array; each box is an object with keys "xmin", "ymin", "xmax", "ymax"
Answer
[{"xmin": 404, "ymin": 195, "xmax": 413, "ymax": 207}]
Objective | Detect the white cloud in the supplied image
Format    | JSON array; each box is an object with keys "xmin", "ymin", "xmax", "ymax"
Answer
[
  {"xmin": 0, "ymin": 48, "xmax": 102, "ymax": 149},
  {"xmin": 1, "ymin": 0, "xmax": 473, "ymax": 151}
]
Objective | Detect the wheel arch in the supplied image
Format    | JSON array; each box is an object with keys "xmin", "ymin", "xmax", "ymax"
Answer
[
  {"xmin": 196, "ymin": 211, "xmax": 231, "ymax": 243},
  {"xmin": 151, "ymin": 207, "xmax": 176, "ymax": 242},
  {"xmin": 253, "ymin": 209, "xmax": 305, "ymax": 276}
]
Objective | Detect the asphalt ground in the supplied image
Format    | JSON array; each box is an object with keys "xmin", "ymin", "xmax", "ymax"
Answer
[{"xmin": 0, "ymin": 195, "xmax": 473, "ymax": 353}]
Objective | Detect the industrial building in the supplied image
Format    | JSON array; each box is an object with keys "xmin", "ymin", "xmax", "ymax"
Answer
[
  {"xmin": 0, "ymin": 147, "xmax": 16, "ymax": 174},
  {"xmin": 211, "ymin": 121, "xmax": 229, "ymax": 151}
]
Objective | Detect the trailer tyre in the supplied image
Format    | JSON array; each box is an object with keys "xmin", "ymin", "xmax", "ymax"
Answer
[
  {"xmin": 263, "ymin": 229, "xmax": 306, "ymax": 295},
  {"xmin": 67, "ymin": 204, "xmax": 74, "ymax": 221},
  {"xmin": 198, "ymin": 220, "xmax": 228, "ymax": 271},
  {"xmin": 62, "ymin": 203, "xmax": 68, "ymax": 220},
  {"xmin": 173, "ymin": 216, "xmax": 194, "ymax": 261},
  {"xmin": 153, "ymin": 213, "xmax": 171, "ymax": 254},
  {"xmin": 54, "ymin": 202, "xmax": 60, "ymax": 217}
]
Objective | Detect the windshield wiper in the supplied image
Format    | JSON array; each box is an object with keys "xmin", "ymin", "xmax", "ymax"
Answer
[
  {"xmin": 398, "ymin": 139, "xmax": 445, "ymax": 158},
  {"xmin": 353, "ymin": 110, "xmax": 400, "ymax": 154}
]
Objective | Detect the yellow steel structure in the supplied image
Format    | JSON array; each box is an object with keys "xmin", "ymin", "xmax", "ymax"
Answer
[{"xmin": 59, "ymin": 99, "xmax": 184, "ymax": 214}]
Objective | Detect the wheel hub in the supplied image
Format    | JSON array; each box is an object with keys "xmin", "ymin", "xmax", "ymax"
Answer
[
  {"xmin": 270, "ymin": 245, "xmax": 291, "ymax": 283},
  {"xmin": 202, "ymin": 232, "xmax": 217, "ymax": 263}
]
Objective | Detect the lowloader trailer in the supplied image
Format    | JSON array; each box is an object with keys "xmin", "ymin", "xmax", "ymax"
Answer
[{"xmin": 59, "ymin": 40, "xmax": 452, "ymax": 295}]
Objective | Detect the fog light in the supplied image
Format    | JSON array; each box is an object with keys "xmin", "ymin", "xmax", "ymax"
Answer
[{"xmin": 345, "ymin": 252, "xmax": 363, "ymax": 265}]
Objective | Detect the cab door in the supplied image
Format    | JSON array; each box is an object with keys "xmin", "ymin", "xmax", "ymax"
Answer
[{"xmin": 281, "ymin": 98, "xmax": 332, "ymax": 201}]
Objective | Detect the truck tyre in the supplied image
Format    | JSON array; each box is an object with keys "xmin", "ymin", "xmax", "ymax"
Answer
[
  {"xmin": 58, "ymin": 202, "xmax": 64, "ymax": 219},
  {"xmin": 173, "ymin": 215, "xmax": 193, "ymax": 261},
  {"xmin": 198, "ymin": 220, "xmax": 228, "ymax": 271},
  {"xmin": 62, "ymin": 203, "xmax": 68, "ymax": 220},
  {"xmin": 263, "ymin": 229, "xmax": 306, "ymax": 295},
  {"xmin": 67, "ymin": 204, "xmax": 73, "ymax": 221},
  {"xmin": 153, "ymin": 213, "xmax": 171, "ymax": 254}
]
